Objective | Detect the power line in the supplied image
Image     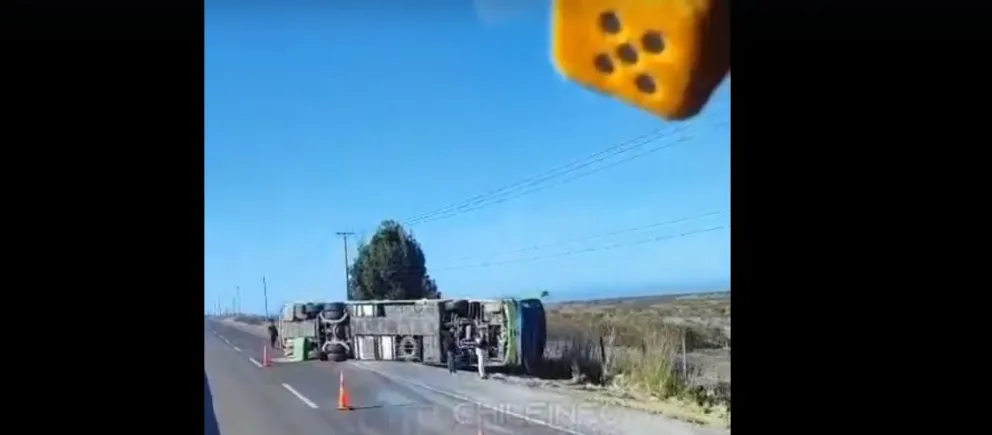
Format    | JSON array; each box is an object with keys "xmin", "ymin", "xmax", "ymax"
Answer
[
  {"xmin": 396, "ymin": 103, "xmax": 730, "ymax": 229},
  {"xmin": 434, "ymin": 225, "xmax": 729, "ymax": 271},
  {"xmin": 346, "ymin": 105, "xmax": 727, "ymax": 235},
  {"xmin": 404, "ymin": 126, "xmax": 723, "ymax": 227},
  {"xmin": 402, "ymin": 126, "xmax": 691, "ymax": 227},
  {"xmin": 399, "ymin": 128, "xmax": 675, "ymax": 226},
  {"xmin": 448, "ymin": 208, "xmax": 730, "ymax": 262}
]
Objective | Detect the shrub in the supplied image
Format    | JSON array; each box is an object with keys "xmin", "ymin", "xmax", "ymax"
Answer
[{"xmin": 538, "ymin": 300, "xmax": 731, "ymax": 413}]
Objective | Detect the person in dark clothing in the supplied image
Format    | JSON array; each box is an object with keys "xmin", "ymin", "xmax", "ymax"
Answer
[
  {"xmin": 442, "ymin": 329, "xmax": 457, "ymax": 374},
  {"xmin": 267, "ymin": 322, "xmax": 279, "ymax": 349}
]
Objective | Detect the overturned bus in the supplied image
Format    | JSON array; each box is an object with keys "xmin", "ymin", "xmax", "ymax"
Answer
[{"xmin": 277, "ymin": 298, "xmax": 546, "ymax": 373}]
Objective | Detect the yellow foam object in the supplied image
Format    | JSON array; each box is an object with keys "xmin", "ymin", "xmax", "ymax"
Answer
[{"xmin": 551, "ymin": 0, "xmax": 730, "ymax": 120}]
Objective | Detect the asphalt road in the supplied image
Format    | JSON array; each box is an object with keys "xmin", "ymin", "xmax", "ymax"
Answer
[{"xmin": 204, "ymin": 320, "xmax": 577, "ymax": 435}]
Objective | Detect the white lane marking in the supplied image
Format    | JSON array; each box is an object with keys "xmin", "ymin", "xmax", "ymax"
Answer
[
  {"xmin": 233, "ymin": 346, "xmax": 242, "ymax": 353},
  {"xmin": 222, "ymin": 338, "xmax": 231, "ymax": 345},
  {"xmin": 282, "ymin": 383, "xmax": 319, "ymax": 409},
  {"xmin": 249, "ymin": 357, "xmax": 264, "ymax": 368},
  {"xmin": 352, "ymin": 362, "xmax": 588, "ymax": 435}
]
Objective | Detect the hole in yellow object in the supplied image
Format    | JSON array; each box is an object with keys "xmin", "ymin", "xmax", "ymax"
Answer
[
  {"xmin": 615, "ymin": 43, "xmax": 638, "ymax": 65},
  {"xmin": 593, "ymin": 53, "xmax": 615, "ymax": 74},
  {"xmin": 598, "ymin": 11, "xmax": 621, "ymax": 34},
  {"xmin": 635, "ymin": 74, "xmax": 656, "ymax": 94},
  {"xmin": 641, "ymin": 31, "xmax": 665, "ymax": 54}
]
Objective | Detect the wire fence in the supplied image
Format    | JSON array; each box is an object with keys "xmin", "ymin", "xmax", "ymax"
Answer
[{"xmin": 539, "ymin": 311, "xmax": 730, "ymax": 406}]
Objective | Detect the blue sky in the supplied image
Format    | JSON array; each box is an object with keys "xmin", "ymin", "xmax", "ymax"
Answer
[{"xmin": 204, "ymin": 1, "xmax": 730, "ymax": 314}]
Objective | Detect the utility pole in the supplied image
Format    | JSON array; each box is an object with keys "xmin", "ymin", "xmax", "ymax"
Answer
[
  {"xmin": 262, "ymin": 275, "xmax": 269, "ymax": 321},
  {"xmin": 235, "ymin": 286, "xmax": 241, "ymax": 316},
  {"xmin": 336, "ymin": 231, "xmax": 355, "ymax": 298}
]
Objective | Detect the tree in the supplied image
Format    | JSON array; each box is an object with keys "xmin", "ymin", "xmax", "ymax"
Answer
[{"xmin": 348, "ymin": 220, "xmax": 441, "ymax": 300}]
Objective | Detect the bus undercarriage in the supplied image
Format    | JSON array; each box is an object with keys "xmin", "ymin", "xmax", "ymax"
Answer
[{"xmin": 277, "ymin": 298, "xmax": 544, "ymax": 372}]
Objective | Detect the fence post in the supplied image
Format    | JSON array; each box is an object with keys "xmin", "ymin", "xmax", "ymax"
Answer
[{"xmin": 680, "ymin": 330, "xmax": 688, "ymax": 381}]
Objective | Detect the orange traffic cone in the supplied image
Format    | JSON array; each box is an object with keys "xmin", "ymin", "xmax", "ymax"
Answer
[{"xmin": 337, "ymin": 371, "xmax": 352, "ymax": 410}]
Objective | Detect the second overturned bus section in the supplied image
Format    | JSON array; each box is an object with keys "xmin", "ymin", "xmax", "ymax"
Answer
[{"xmin": 277, "ymin": 298, "xmax": 546, "ymax": 373}]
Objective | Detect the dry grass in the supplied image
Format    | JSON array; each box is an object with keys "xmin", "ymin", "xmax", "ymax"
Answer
[{"xmin": 533, "ymin": 292, "xmax": 731, "ymax": 426}]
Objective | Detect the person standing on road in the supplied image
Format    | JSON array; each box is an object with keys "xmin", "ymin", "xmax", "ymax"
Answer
[
  {"xmin": 474, "ymin": 335, "xmax": 488, "ymax": 379},
  {"xmin": 442, "ymin": 328, "xmax": 457, "ymax": 374},
  {"xmin": 267, "ymin": 321, "xmax": 279, "ymax": 349}
]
